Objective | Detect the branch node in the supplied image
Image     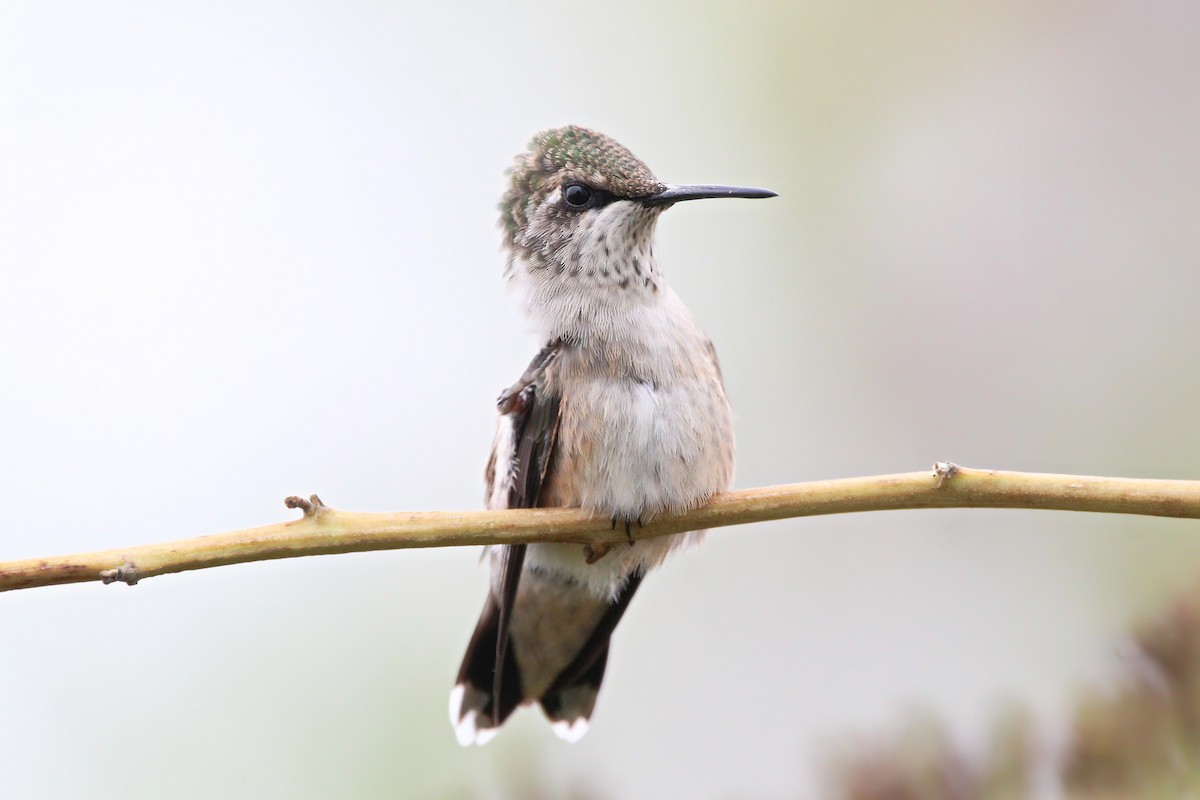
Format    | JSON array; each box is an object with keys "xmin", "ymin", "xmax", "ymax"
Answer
[
  {"xmin": 99, "ymin": 561, "xmax": 141, "ymax": 586},
  {"xmin": 285, "ymin": 494, "xmax": 327, "ymax": 518},
  {"xmin": 933, "ymin": 462, "xmax": 960, "ymax": 488}
]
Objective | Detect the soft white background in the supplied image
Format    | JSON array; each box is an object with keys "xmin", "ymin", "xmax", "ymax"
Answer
[{"xmin": 2, "ymin": 1, "xmax": 1199, "ymax": 797}]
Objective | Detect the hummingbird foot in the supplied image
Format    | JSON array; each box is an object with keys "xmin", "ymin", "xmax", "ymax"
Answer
[
  {"xmin": 630, "ymin": 515, "xmax": 645, "ymax": 546},
  {"xmin": 609, "ymin": 514, "xmax": 639, "ymax": 546},
  {"xmin": 583, "ymin": 542, "xmax": 612, "ymax": 564}
]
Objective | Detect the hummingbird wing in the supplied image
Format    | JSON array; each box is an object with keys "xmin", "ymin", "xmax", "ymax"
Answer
[
  {"xmin": 451, "ymin": 342, "xmax": 561, "ymax": 743},
  {"xmin": 491, "ymin": 368, "xmax": 560, "ymax": 724}
]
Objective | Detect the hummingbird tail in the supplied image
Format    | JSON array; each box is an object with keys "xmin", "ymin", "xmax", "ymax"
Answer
[
  {"xmin": 531, "ymin": 569, "xmax": 643, "ymax": 742},
  {"xmin": 449, "ymin": 593, "xmax": 523, "ymax": 746},
  {"xmin": 449, "ymin": 566, "xmax": 645, "ymax": 745},
  {"xmin": 537, "ymin": 643, "xmax": 609, "ymax": 742}
]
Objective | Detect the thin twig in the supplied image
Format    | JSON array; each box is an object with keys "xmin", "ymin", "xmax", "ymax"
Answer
[{"xmin": 2, "ymin": 463, "xmax": 1199, "ymax": 593}]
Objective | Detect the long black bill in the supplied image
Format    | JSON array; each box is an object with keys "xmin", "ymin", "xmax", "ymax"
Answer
[{"xmin": 642, "ymin": 183, "xmax": 777, "ymax": 207}]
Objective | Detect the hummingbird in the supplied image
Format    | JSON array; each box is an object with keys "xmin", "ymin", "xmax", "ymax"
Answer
[{"xmin": 450, "ymin": 125, "xmax": 775, "ymax": 745}]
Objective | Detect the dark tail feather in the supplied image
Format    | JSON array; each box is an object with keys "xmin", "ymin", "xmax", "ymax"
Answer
[
  {"xmin": 539, "ymin": 643, "xmax": 611, "ymax": 741},
  {"xmin": 492, "ymin": 544, "xmax": 526, "ymax": 724},
  {"xmin": 450, "ymin": 594, "xmax": 523, "ymax": 746},
  {"xmin": 451, "ymin": 570, "xmax": 646, "ymax": 744},
  {"xmin": 537, "ymin": 571, "xmax": 644, "ymax": 741}
]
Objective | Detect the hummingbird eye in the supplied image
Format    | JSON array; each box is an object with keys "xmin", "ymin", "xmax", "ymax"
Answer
[{"xmin": 563, "ymin": 183, "xmax": 593, "ymax": 209}]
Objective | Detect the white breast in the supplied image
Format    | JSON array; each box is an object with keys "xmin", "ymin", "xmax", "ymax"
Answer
[{"xmin": 520, "ymin": 292, "xmax": 734, "ymax": 597}]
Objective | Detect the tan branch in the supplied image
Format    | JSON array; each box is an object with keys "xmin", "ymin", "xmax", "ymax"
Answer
[{"xmin": 3, "ymin": 463, "xmax": 1199, "ymax": 593}]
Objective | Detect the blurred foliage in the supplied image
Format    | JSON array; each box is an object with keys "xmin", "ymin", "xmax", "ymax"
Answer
[{"xmin": 831, "ymin": 582, "xmax": 1200, "ymax": 799}]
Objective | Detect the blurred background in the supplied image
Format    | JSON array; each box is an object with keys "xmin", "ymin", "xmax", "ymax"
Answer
[{"xmin": 2, "ymin": 1, "xmax": 1199, "ymax": 797}]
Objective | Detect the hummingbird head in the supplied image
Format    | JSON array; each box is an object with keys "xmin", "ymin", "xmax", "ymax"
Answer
[{"xmin": 499, "ymin": 126, "xmax": 774, "ymax": 341}]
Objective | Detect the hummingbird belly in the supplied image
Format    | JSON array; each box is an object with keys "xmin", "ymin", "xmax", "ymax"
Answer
[{"xmin": 527, "ymin": 353, "xmax": 733, "ymax": 596}]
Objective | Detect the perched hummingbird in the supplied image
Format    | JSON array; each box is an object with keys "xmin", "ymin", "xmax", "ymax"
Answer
[{"xmin": 450, "ymin": 126, "xmax": 775, "ymax": 745}]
